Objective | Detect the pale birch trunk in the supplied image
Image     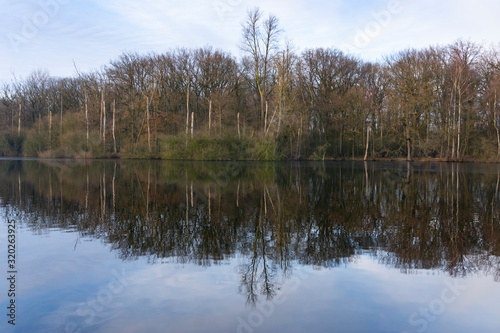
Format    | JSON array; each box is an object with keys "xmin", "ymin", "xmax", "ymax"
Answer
[
  {"xmin": 208, "ymin": 99, "xmax": 212, "ymax": 134},
  {"xmin": 191, "ymin": 110, "xmax": 194, "ymax": 139},
  {"xmin": 49, "ymin": 105, "xmax": 52, "ymax": 150},
  {"xmin": 112, "ymin": 100, "xmax": 117, "ymax": 154},
  {"xmin": 17, "ymin": 102, "xmax": 21, "ymax": 137},
  {"xmin": 364, "ymin": 125, "xmax": 371, "ymax": 161},
  {"xmin": 85, "ymin": 92, "xmax": 89, "ymax": 152},
  {"xmin": 102, "ymin": 88, "xmax": 106, "ymax": 153},
  {"xmin": 186, "ymin": 81, "xmax": 190, "ymax": 137},
  {"xmin": 147, "ymin": 96, "xmax": 151, "ymax": 153},
  {"xmin": 264, "ymin": 101, "xmax": 268, "ymax": 135},
  {"xmin": 237, "ymin": 112, "xmax": 241, "ymax": 139},
  {"xmin": 60, "ymin": 94, "xmax": 63, "ymax": 145},
  {"xmin": 494, "ymin": 88, "xmax": 500, "ymax": 159}
]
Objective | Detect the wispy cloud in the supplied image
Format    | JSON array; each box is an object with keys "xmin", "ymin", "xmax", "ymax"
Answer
[{"xmin": 1, "ymin": 0, "xmax": 499, "ymax": 81}]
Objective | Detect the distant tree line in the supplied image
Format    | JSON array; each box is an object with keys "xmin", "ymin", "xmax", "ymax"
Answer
[{"xmin": 1, "ymin": 8, "xmax": 500, "ymax": 160}]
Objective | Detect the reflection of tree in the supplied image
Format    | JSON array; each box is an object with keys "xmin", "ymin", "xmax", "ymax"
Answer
[{"xmin": 0, "ymin": 159, "xmax": 499, "ymax": 301}]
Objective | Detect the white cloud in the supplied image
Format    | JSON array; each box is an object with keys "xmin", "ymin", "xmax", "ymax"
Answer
[{"xmin": 1, "ymin": 0, "xmax": 499, "ymax": 81}]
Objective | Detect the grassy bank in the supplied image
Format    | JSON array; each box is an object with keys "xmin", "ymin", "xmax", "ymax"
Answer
[{"xmin": 1, "ymin": 128, "xmax": 499, "ymax": 162}]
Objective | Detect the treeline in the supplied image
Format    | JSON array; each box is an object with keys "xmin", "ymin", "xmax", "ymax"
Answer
[{"xmin": 1, "ymin": 8, "xmax": 500, "ymax": 160}]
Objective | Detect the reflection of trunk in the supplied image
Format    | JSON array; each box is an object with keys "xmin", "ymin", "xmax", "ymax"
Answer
[
  {"xmin": 60, "ymin": 170, "xmax": 63, "ymax": 223},
  {"xmin": 364, "ymin": 161, "xmax": 369, "ymax": 198},
  {"xmin": 263, "ymin": 188, "xmax": 267, "ymax": 216},
  {"xmin": 190, "ymin": 181, "xmax": 194, "ymax": 208},
  {"xmin": 18, "ymin": 173, "xmax": 22, "ymax": 208},
  {"xmin": 185, "ymin": 180, "xmax": 189, "ymax": 228},
  {"xmin": 236, "ymin": 180, "xmax": 240, "ymax": 207},
  {"xmin": 102, "ymin": 167, "xmax": 106, "ymax": 223},
  {"xmin": 406, "ymin": 162, "xmax": 411, "ymax": 183},
  {"xmin": 86, "ymin": 168, "xmax": 89, "ymax": 210},
  {"xmin": 49, "ymin": 172, "xmax": 52, "ymax": 200},
  {"xmin": 208, "ymin": 187, "xmax": 211, "ymax": 217},
  {"xmin": 146, "ymin": 167, "xmax": 150, "ymax": 222},
  {"xmin": 113, "ymin": 162, "xmax": 116, "ymax": 214}
]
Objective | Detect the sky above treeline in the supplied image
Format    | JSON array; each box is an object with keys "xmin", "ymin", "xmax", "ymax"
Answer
[{"xmin": 1, "ymin": 0, "xmax": 499, "ymax": 81}]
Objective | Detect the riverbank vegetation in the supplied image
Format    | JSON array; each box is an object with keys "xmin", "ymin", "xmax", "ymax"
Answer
[{"xmin": 1, "ymin": 9, "xmax": 500, "ymax": 161}]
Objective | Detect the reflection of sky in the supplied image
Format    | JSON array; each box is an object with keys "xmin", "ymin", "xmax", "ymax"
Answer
[{"xmin": 1, "ymin": 211, "xmax": 499, "ymax": 333}]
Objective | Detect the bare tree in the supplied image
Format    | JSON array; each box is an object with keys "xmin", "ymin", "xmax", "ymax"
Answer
[{"xmin": 240, "ymin": 7, "xmax": 281, "ymax": 132}]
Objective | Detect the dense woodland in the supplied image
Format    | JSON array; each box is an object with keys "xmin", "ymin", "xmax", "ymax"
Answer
[{"xmin": 1, "ymin": 9, "xmax": 500, "ymax": 160}]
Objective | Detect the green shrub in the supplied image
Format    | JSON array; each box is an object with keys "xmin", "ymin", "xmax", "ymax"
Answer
[
  {"xmin": 0, "ymin": 131, "xmax": 25, "ymax": 155},
  {"xmin": 159, "ymin": 133, "xmax": 284, "ymax": 161},
  {"xmin": 0, "ymin": 135, "xmax": 9, "ymax": 156},
  {"xmin": 310, "ymin": 143, "xmax": 330, "ymax": 160},
  {"xmin": 23, "ymin": 128, "xmax": 48, "ymax": 156}
]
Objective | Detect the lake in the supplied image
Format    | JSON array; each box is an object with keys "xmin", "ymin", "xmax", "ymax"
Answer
[{"xmin": 0, "ymin": 159, "xmax": 499, "ymax": 333}]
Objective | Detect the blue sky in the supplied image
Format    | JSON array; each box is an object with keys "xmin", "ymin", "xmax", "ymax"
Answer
[{"xmin": 1, "ymin": 0, "xmax": 499, "ymax": 82}]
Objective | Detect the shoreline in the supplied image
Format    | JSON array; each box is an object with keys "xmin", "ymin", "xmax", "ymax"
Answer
[{"xmin": 1, "ymin": 154, "xmax": 499, "ymax": 164}]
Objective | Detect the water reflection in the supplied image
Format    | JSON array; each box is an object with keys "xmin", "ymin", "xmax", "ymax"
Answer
[{"xmin": 1, "ymin": 159, "xmax": 499, "ymax": 305}]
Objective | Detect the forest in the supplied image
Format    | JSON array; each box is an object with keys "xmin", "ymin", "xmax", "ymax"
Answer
[{"xmin": 1, "ymin": 9, "xmax": 500, "ymax": 161}]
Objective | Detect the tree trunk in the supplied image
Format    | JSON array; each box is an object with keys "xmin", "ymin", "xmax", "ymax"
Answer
[
  {"xmin": 100, "ymin": 86, "xmax": 104, "ymax": 142},
  {"xmin": 147, "ymin": 96, "xmax": 151, "ymax": 153},
  {"xmin": 191, "ymin": 111, "xmax": 194, "ymax": 139},
  {"xmin": 364, "ymin": 125, "xmax": 371, "ymax": 161},
  {"xmin": 406, "ymin": 123, "xmax": 412, "ymax": 162},
  {"xmin": 208, "ymin": 99, "xmax": 212, "ymax": 134},
  {"xmin": 186, "ymin": 81, "xmax": 190, "ymax": 137},
  {"xmin": 102, "ymin": 90, "xmax": 106, "ymax": 153},
  {"xmin": 219, "ymin": 107, "xmax": 222, "ymax": 134},
  {"xmin": 457, "ymin": 93, "xmax": 461, "ymax": 160},
  {"xmin": 49, "ymin": 105, "xmax": 52, "ymax": 150},
  {"xmin": 237, "ymin": 112, "xmax": 241, "ymax": 139},
  {"xmin": 112, "ymin": 100, "xmax": 117, "ymax": 154},
  {"xmin": 277, "ymin": 92, "xmax": 283, "ymax": 138},
  {"xmin": 38, "ymin": 111, "xmax": 41, "ymax": 152},
  {"xmin": 85, "ymin": 93, "xmax": 89, "ymax": 152},
  {"xmin": 17, "ymin": 102, "xmax": 21, "ymax": 137},
  {"xmin": 264, "ymin": 100, "xmax": 268, "ymax": 135},
  {"xmin": 339, "ymin": 124, "xmax": 343, "ymax": 157},
  {"xmin": 494, "ymin": 88, "xmax": 500, "ymax": 159}
]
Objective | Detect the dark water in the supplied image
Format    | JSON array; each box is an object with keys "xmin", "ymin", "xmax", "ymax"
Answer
[{"xmin": 0, "ymin": 159, "xmax": 499, "ymax": 333}]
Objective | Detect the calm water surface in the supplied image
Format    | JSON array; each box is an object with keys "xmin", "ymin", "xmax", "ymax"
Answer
[{"xmin": 0, "ymin": 159, "xmax": 499, "ymax": 333}]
